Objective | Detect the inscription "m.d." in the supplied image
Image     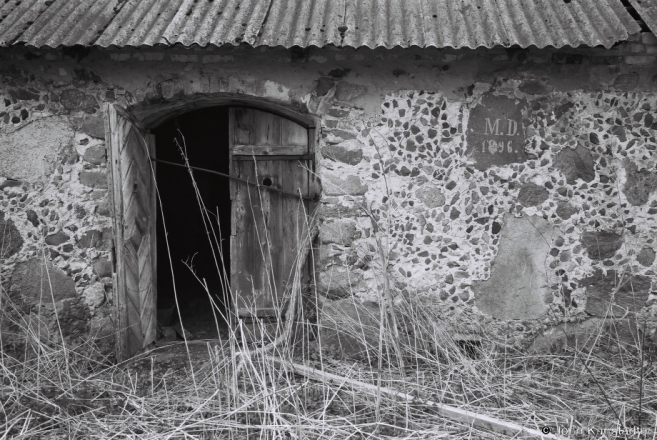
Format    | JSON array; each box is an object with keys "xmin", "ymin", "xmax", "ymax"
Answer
[{"xmin": 484, "ymin": 118, "xmax": 519, "ymax": 136}]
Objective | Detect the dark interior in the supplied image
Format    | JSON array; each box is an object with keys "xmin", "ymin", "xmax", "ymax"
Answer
[{"xmin": 153, "ymin": 107, "xmax": 231, "ymax": 340}]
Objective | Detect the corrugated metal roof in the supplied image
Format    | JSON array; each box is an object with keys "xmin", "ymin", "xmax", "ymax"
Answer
[
  {"xmin": 628, "ymin": 0, "xmax": 657, "ymax": 35},
  {"xmin": 0, "ymin": 0, "xmax": 643, "ymax": 49}
]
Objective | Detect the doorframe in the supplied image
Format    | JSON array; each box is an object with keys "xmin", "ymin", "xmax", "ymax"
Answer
[{"xmin": 106, "ymin": 97, "xmax": 319, "ymax": 359}]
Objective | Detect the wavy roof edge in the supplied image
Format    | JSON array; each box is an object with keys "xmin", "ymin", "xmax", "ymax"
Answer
[
  {"xmin": 0, "ymin": 0, "xmax": 645, "ymax": 51},
  {"xmin": 9, "ymin": 41, "xmax": 637, "ymax": 51}
]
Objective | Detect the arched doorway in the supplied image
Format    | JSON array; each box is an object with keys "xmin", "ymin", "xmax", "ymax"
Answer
[{"xmin": 105, "ymin": 103, "xmax": 317, "ymax": 360}]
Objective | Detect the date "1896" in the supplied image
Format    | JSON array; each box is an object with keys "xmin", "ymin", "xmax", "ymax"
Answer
[{"xmin": 481, "ymin": 139, "xmax": 518, "ymax": 154}]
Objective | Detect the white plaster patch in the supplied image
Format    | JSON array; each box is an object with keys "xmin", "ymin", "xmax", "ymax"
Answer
[
  {"xmin": 262, "ymin": 80, "xmax": 289, "ymax": 101},
  {"xmin": 0, "ymin": 117, "xmax": 75, "ymax": 182}
]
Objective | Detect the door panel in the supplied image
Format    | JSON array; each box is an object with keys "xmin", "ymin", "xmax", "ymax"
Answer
[
  {"xmin": 229, "ymin": 108, "xmax": 312, "ymax": 322},
  {"xmin": 106, "ymin": 103, "xmax": 157, "ymax": 361},
  {"xmin": 231, "ymin": 160, "xmax": 311, "ymax": 318}
]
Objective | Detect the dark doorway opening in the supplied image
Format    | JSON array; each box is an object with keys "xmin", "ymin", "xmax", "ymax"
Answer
[{"xmin": 153, "ymin": 107, "xmax": 231, "ymax": 340}]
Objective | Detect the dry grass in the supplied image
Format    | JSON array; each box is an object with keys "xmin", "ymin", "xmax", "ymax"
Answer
[
  {"xmin": 1, "ymin": 287, "xmax": 656, "ymax": 439},
  {"xmin": 2, "ymin": 136, "xmax": 656, "ymax": 439}
]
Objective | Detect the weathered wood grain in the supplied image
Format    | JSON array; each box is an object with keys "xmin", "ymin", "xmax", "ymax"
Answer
[{"xmin": 106, "ymin": 103, "xmax": 157, "ymax": 361}]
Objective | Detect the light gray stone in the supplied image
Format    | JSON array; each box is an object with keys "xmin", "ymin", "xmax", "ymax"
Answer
[
  {"xmin": 320, "ymin": 219, "xmax": 358, "ymax": 245},
  {"xmin": 322, "ymin": 140, "xmax": 364, "ymax": 165},
  {"xmin": 416, "ymin": 184, "xmax": 446, "ymax": 208},
  {"xmin": 322, "ymin": 174, "xmax": 368, "ymax": 196},
  {"xmin": 317, "ymin": 267, "xmax": 364, "ymax": 299},
  {"xmin": 474, "ymin": 214, "xmax": 554, "ymax": 319},
  {"xmin": 517, "ymin": 182, "xmax": 549, "ymax": 207},
  {"xmin": 79, "ymin": 171, "xmax": 108, "ymax": 189},
  {"xmin": 83, "ymin": 282, "xmax": 106, "ymax": 308}
]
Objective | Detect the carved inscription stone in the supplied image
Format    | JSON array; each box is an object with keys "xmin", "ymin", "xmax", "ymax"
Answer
[{"xmin": 466, "ymin": 93, "xmax": 529, "ymax": 170}]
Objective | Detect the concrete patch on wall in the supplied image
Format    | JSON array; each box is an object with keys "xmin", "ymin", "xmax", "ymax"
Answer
[
  {"xmin": 0, "ymin": 116, "xmax": 75, "ymax": 181},
  {"xmin": 474, "ymin": 214, "xmax": 554, "ymax": 320}
]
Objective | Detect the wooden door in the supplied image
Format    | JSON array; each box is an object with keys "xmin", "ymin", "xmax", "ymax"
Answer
[
  {"xmin": 106, "ymin": 104, "xmax": 157, "ymax": 361},
  {"xmin": 229, "ymin": 108, "xmax": 314, "ymax": 328}
]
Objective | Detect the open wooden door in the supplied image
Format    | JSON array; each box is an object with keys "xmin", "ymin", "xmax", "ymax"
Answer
[
  {"xmin": 105, "ymin": 103, "xmax": 157, "ymax": 361},
  {"xmin": 229, "ymin": 108, "xmax": 315, "ymax": 337}
]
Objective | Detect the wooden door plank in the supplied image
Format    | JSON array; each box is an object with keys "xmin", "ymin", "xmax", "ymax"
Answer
[
  {"xmin": 232, "ymin": 144, "xmax": 307, "ymax": 156},
  {"xmin": 106, "ymin": 104, "xmax": 128, "ymax": 361},
  {"xmin": 232, "ymin": 108, "xmax": 255, "ymax": 145},
  {"xmin": 138, "ymin": 234, "xmax": 156, "ymax": 348},
  {"xmin": 106, "ymin": 103, "xmax": 157, "ymax": 361},
  {"xmin": 254, "ymin": 110, "xmax": 281, "ymax": 146},
  {"xmin": 281, "ymin": 117, "xmax": 308, "ymax": 146},
  {"xmin": 230, "ymin": 108, "xmax": 313, "ymax": 327}
]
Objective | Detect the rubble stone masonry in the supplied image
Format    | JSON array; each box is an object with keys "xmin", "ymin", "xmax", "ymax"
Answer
[{"xmin": 2, "ymin": 33, "xmax": 657, "ymax": 355}]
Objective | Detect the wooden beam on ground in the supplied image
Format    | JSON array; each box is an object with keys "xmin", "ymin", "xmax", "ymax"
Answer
[{"xmin": 265, "ymin": 356, "xmax": 570, "ymax": 440}]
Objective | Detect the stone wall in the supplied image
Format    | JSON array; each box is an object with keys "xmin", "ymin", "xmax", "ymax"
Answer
[{"xmin": 1, "ymin": 32, "xmax": 657, "ymax": 356}]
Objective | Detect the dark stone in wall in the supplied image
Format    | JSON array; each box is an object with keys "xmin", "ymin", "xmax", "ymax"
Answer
[
  {"xmin": 93, "ymin": 257, "xmax": 112, "ymax": 278},
  {"xmin": 97, "ymin": 199, "xmax": 111, "ymax": 217},
  {"xmin": 79, "ymin": 171, "xmax": 108, "ymax": 189},
  {"xmin": 517, "ymin": 182, "xmax": 549, "ymax": 207},
  {"xmin": 581, "ymin": 230, "xmax": 623, "ymax": 260},
  {"xmin": 0, "ymin": 211, "xmax": 23, "ymax": 259},
  {"xmin": 614, "ymin": 73, "xmax": 639, "ymax": 91},
  {"xmin": 80, "ymin": 117, "xmax": 106, "ymax": 139},
  {"xmin": 611, "ymin": 126, "xmax": 626, "ymax": 142},
  {"xmin": 623, "ymin": 161, "xmax": 657, "ymax": 206},
  {"xmin": 580, "ymin": 269, "xmax": 651, "ymax": 317},
  {"xmin": 466, "ymin": 93, "xmax": 529, "ymax": 170},
  {"xmin": 637, "ymin": 247, "xmax": 656, "ymax": 267},
  {"xmin": 83, "ymin": 146, "xmax": 106, "ymax": 165},
  {"xmin": 26, "ymin": 209, "xmax": 38, "ymax": 227},
  {"xmin": 60, "ymin": 89, "xmax": 98, "ymax": 113},
  {"xmin": 11, "ymin": 258, "xmax": 77, "ymax": 303},
  {"xmin": 0, "ymin": 179, "xmax": 21, "ymax": 190},
  {"xmin": 556, "ymin": 202, "xmax": 578, "ymax": 220},
  {"xmin": 519, "ymin": 80, "xmax": 552, "ymax": 95},
  {"xmin": 315, "ymin": 77, "xmax": 334, "ymax": 97},
  {"xmin": 45, "ymin": 231, "xmax": 70, "ymax": 246},
  {"xmin": 78, "ymin": 230, "xmax": 102, "ymax": 248},
  {"xmin": 552, "ymin": 146, "xmax": 595, "ymax": 184},
  {"xmin": 551, "ymin": 102, "xmax": 575, "ymax": 124},
  {"xmin": 56, "ymin": 298, "xmax": 91, "ymax": 337},
  {"xmin": 9, "ymin": 88, "xmax": 40, "ymax": 101}
]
